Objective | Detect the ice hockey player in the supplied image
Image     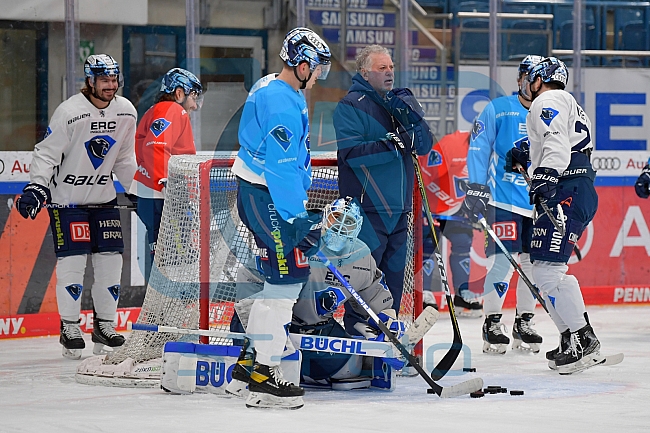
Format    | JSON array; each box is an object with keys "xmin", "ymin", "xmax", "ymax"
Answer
[
  {"xmin": 15, "ymin": 54, "xmax": 137, "ymax": 359},
  {"xmin": 227, "ymin": 197, "xmax": 437, "ymax": 398},
  {"xmin": 130, "ymin": 68, "xmax": 203, "ymax": 284},
  {"xmin": 418, "ymin": 130, "xmax": 480, "ymax": 316},
  {"xmin": 508, "ymin": 57, "xmax": 602, "ymax": 374},
  {"xmin": 230, "ymin": 27, "xmax": 332, "ymax": 409},
  {"xmin": 634, "ymin": 157, "xmax": 650, "ymax": 198},
  {"xmin": 464, "ymin": 55, "xmax": 544, "ymax": 354}
]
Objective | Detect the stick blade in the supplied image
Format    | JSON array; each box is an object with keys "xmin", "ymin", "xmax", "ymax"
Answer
[
  {"xmin": 430, "ymin": 341, "xmax": 463, "ymax": 380},
  {"xmin": 439, "ymin": 377, "xmax": 484, "ymax": 398}
]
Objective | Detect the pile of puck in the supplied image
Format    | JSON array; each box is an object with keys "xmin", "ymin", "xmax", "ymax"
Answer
[{"xmin": 470, "ymin": 386, "xmax": 524, "ymax": 398}]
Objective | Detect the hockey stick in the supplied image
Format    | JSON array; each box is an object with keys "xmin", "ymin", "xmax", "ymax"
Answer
[
  {"xmin": 515, "ymin": 165, "xmax": 582, "ymax": 260},
  {"xmin": 476, "ymin": 215, "xmax": 549, "ymax": 314},
  {"xmin": 315, "ymin": 250, "xmax": 482, "ymax": 398},
  {"xmin": 411, "ymin": 153, "xmax": 464, "ymax": 381},
  {"xmin": 44, "ymin": 203, "xmax": 136, "ymax": 210}
]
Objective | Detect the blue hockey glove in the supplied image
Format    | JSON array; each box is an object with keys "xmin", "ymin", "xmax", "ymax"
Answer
[
  {"xmin": 529, "ymin": 167, "xmax": 559, "ymax": 205},
  {"xmin": 462, "ymin": 183, "xmax": 491, "ymax": 223},
  {"xmin": 367, "ymin": 309, "xmax": 406, "ymax": 341},
  {"xmin": 386, "ymin": 88, "xmax": 424, "ymax": 126},
  {"xmin": 293, "ymin": 210, "xmax": 323, "ymax": 257},
  {"xmin": 634, "ymin": 163, "xmax": 650, "ymax": 199},
  {"xmin": 505, "ymin": 141, "xmax": 530, "ymax": 173},
  {"xmin": 16, "ymin": 183, "xmax": 51, "ymax": 219}
]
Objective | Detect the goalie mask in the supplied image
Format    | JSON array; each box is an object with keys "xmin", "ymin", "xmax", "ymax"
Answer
[{"xmin": 322, "ymin": 197, "xmax": 363, "ymax": 253}]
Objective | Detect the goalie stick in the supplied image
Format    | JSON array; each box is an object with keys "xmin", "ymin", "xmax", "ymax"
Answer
[
  {"xmin": 316, "ymin": 251, "xmax": 483, "ymax": 398},
  {"xmin": 411, "ymin": 152, "xmax": 464, "ymax": 381}
]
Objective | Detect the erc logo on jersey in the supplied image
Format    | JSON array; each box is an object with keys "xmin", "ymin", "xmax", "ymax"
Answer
[
  {"xmin": 270, "ymin": 125, "xmax": 294, "ymax": 152},
  {"xmin": 85, "ymin": 135, "xmax": 116, "ymax": 169},
  {"xmin": 540, "ymin": 107, "xmax": 559, "ymax": 126},
  {"xmin": 150, "ymin": 118, "xmax": 172, "ymax": 137},
  {"xmin": 314, "ymin": 286, "xmax": 346, "ymax": 316},
  {"xmin": 427, "ymin": 150, "xmax": 443, "ymax": 167},
  {"xmin": 471, "ymin": 119, "xmax": 485, "ymax": 140}
]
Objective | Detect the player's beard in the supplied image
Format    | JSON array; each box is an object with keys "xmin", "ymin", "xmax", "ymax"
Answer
[{"xmin": 93, "ymin": 86, "xmax": 116, "ymax": 103}]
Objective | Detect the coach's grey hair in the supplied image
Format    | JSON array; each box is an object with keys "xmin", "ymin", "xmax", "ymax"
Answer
[{"xmin": 355, "ymin": 45, "xmax": 391, "ymax": 72}]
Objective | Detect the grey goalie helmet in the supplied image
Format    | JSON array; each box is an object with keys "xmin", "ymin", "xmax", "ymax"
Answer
[{"xmin": 322, "ymin": 197, "xmax": 363, "ymax": 253}]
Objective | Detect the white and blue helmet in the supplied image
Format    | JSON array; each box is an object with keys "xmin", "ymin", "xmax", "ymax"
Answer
[
  {"xmin": 280, "ymin": 27, "xmax": 332, "ymax": 80},
  {"xmin": 517, "ymin": 55, "xmax": 544, "ymax": 79},
  {"xmin": 161, "ymin": 68, "xmax": 203, "ymax": 95},
  {"xmin": 84, "ymin": 54, "xmax": 123, "ymax": 87},
  {"xmin": 528, "ymin": 57, "xmax": 569, "ymax": 89},
  {"xmin": 322, "ymin": 197, "xmax": 363, "ymax": 253}
]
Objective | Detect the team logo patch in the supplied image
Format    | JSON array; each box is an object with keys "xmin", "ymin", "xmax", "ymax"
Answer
[
  {"xmin": 44, "ymin": 126, "xmax": 52, "ymax": 139},
  {"xmin": 540, "ymin": 107, "xmax": 559, "ymax": 126},
  {"xmin": 107, "ymin": 285, "xmax": 120, "ymax": 301},
  {"xmin": 492, "ymin": 221, "xmax": 517, "ymax": 241},
  {"xmin": 513, "ymin": 135, "xmax": 529, "ymax": 149},
  {"xmin": 459, "ymin": 258, "xmax": 471, "ymax": 276},
  {"xmin": 270, "ymin": 126, "xmax": 293, "ymax": 152},
  {"xmin": 70, "ymin": 222, "xmax": 91, "ymax": 242},
  {"xmin": 427, "ymin": 150, "xmax": 443, "ymax": 167},
  {"xmin": 471, "ymin": 119, "xmax": 485, "ymax": 140},
  {"xmin": 150, "ymin": 118, "xmax": 171, "ymax": 137},
  {"xmin": 494, "ymin": 282, "xmax": 509, "ymax": 298},
  {"xmin": 65, "ymin": 284, "xmax": 83, "ymax": 301},
  {"xmin": 314, "ymin": 287, "xmax": 346, "ymax": 316},
  {"xmin": 85, "ymin": 135, "xmax": 116, "ymax": 169}
]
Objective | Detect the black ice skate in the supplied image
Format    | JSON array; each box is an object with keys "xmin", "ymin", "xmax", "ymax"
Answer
[
  {"xmin": 91, "ymin": 317, "xmax": 125, "ymax": 355},
  {"xmin": 60, "ymin": 319, "xmax": 85, "ymax": 360},
  {"xmin": 246, "ymin": 363, "xmax": 304, "ymax": 409},
  {"xmin": 547, "ymin": 329, "xmax": 571, "ymax": 370},
  {"xmin": 555, "ymin": 324, "xmax": 602, "ymax": 375},
  {"xmin": 225, "ymin": 338, "xmax": 254, "ymax": 398},
  {"xmin": 482, "ymin": 314, "xmax": 509, "ymax": 354},
  {"xmin": 454, "ymin": 286, "xmax": 482, "ymax": 318},
  {"xmin": 512, "ymin": 313, "xmax": 543, "ymax": 353}
]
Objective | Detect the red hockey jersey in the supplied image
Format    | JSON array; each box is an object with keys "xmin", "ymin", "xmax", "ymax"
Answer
[
  {"xmin": 417, "ymin": 130, "xmax": 470, "ymax": 216},
  {"xmin": 131, "ymin": 101, "xmax": 196, "ymax": 198}
]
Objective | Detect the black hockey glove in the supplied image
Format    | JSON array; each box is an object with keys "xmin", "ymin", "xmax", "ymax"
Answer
[
  {"xmin": 16, "ymin": 183, "xmax": 51, "ymax": 220},
  {"xmin": 293, "ymin": 210, "xmax": 323, "ymax": 257},
  {"xmin": 634, "ymin": 163, "xmax": 650, "ymax": 199},
  {"xmin": 385, "ymin": 129, "xmax": 412, "ymax": 156},
  {"xmin": 386, "ymin": 88, "xmax": 424, "ymax": 126},
  {"xmin": 529, "ymin": 167, "xmax": 559, "ymax": 205},
  {"xmin": 505, "ymin": 141, "xmax": 530, "ymax": 173},
  {"xmin": 462, "ymin": 183, "xmax": 491, "ymax": 223}
]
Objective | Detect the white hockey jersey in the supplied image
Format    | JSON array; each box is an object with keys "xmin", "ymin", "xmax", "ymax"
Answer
[
  {"xmin": 526, "ymin": 90, "xmax": 593, "ymax": 175},
  {"xmin": 30, "ymin": 93, "xmax": 137, "ymax": 205}
]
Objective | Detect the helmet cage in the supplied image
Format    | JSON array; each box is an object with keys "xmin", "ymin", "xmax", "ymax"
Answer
[{"xmin": 322, "ymin": 198, "xmax": 363, "ymax": 253}]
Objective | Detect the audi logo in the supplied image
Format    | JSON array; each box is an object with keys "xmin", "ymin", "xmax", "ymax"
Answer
[{"xmin": 592, "ymin": 157, "xmax": 621, "ymax": 171}]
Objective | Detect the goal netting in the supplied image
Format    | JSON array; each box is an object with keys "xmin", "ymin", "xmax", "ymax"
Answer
[{"xmin": 80, "ymin": 154, "xmax": 421, "ymax": 383}]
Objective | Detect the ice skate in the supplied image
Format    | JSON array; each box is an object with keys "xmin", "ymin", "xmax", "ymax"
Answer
[
  {"xmin": 547, "ymin": 329, "xmax": 571, "ymax": 370},
  {"xmin": 454, "ymin": 287, "xmax": 482, "ymax": 318},
  {"xmin": 60, "ymin": 319, "xmax": 85, "ymax": 359},
  {"xmin": 482, "ymin": 314, "xmax": 509, "ymax": 354},
  {"xmin": 512, "ymin": 313, "xmax": 542, "ymax": 353},
  {"xmin": 556, "ymin": 325, "xmax": 602, "ymax": 375},
  {"xmin": 225, "ymin": 339, "xmax": 254, "ymax": 398},
  {"xmin": 422, "ymin": 290, "xmax": 439, "ymax": 311},
  {"xmin": 246, "ymin": 363, "xmax": 304, "ymax": 409},
  {"xmin": 91, "ymin": 317, "xmax": 125, "ymax": 355}
]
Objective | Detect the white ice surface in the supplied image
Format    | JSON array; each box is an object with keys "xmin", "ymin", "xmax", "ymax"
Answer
[{"xmin": 1, "ymin": 306, "xmax": 648, "ymax": 433}]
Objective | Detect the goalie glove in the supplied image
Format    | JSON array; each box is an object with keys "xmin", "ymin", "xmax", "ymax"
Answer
[
  {"xmin": 16, "ymin": 183, "xmax": 51, "ymax": 220},
  {"xmin": 366, "ymin": 309, "xmax": 406, "ymax": 341}
]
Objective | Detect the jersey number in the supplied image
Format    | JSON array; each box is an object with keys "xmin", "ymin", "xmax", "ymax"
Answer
[{"xmin": 573, "ymin": 121, "xmax": 591, "ymax": 153}]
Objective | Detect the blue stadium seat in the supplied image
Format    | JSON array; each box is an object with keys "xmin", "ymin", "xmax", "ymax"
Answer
[
  {"xmin": 501, "ymin": 3, "xmax": 548, "ymax": 15},
  {"xmin": 456, "ymin": 1, "xmax": 489, "ymax": 13},
  {"xmin": 557, "ymin": 55, "xmax": 594, "ymax": 67},
  {"xmin": 605, "ymin": 56, "xmax": 643, "ymax": 68},
  {"xmin": 505, "ymin": 19, "xmax": 549, "ymax": 60},
  {"xmin": 614, "ymin": 8, "xmax": 645, "ymax": 50},
  {"xmin": 621, "ymin": 21, "xmax": 647, "ymax": 51},
  {"xmin": 459, "ymin": 18, "xmax": 489, "ymax": 60}
]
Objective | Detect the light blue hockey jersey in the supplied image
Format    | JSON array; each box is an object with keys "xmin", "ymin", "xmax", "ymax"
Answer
[
  {"xmin": 467, "ymin": 94, "xmax": 533, "ymax": 217},
  {"xmin": 233, "ymin": 76, "xmax": 312, "ymax": 221}
]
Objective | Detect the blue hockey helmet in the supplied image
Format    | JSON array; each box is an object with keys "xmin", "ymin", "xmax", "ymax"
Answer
[
  {"xmin": 528, "ymin": 57, "xmax": 569, "ymax": 89},
  {"xmin": 84, "ymin": 54, "xmax": 123, "ymax": 87},
  {"xmin": 322, "ymin": 197, "xmax": 363, "ymax": 253},
  {"xmin": 517, "ymin": 55, "xmax": 544, "ymax": 79},
  {"xmin": 160, "ymin": 68, "xmax": 204, "ymax": 109},
  {"xmin": 280, "ymin": 27, "xmax": 332, "ymax": 80}
]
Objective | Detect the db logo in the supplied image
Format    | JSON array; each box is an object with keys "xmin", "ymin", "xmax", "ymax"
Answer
[
  {"xmin": 70, "ymin": 222, "xmax": 90, "ymax": 242},
  {"xmin": 492, "ymin": 221, "xmax": 517, "ymax": 241},
  {"xmin": 295, "ymin": 249, "xmax": 309, "ymax": 268}
]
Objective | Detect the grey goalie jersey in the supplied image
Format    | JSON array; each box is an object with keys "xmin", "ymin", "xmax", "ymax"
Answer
[
  {"xmin": 30, "ymin": 93, "xmax": 137, "ymax": 205},
  {"xmin": 236, "ymin": 240, "xmax": 393, "ymax": 326}
]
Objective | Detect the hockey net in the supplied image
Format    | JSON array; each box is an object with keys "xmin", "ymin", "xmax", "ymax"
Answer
[{"xmin": 77, "ymin": 154, "xmax": 422, "ymax": 385}]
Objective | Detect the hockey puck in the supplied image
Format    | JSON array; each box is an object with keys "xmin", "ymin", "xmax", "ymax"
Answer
[
  {"xmin": 499, "ymin": 388, "xmax": 507, "ymax": 393},
  {"xmin": 486, "ymin": 385, "xmax": 501, "ymax": 389},
  {"xmin": 510, "ymin": 390, "xmax": 524, "ymax": 396},
  {"xmin": 463, "ymin": 367, "xmax": 477, "ymax": 372},
  {"xmin": 470, "ymin": 391, "xmax": 484, "ymax": 398},
  {"xmin": 483, "ymin": 388, "xmax": 499, "ymax": 394}
]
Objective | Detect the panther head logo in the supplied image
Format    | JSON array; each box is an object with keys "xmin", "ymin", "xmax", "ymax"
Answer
[
  {"xmin": 152, "ymin": 119, "xmax": 166, "ymax": 133},
  {"xmin": 88, "ymin": 137, "xmax": 111, "ymax": 159}
]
